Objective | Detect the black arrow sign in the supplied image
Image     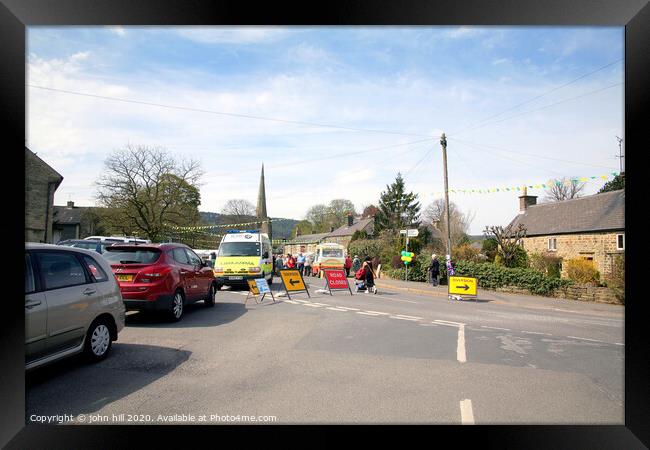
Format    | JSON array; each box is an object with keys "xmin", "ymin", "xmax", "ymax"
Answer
[
  {"xmin": 289, "ymin": 278, "xmax": 300, "ymax": 286},
  {"xmin": 458, "ymin": 284, "xmax": 470, "ymax": 291}
]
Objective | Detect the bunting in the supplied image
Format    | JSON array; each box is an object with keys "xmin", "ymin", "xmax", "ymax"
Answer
[
  {"xmin": 164, "ymin": 217, "xmax": 293, "ymax": 232},
  {"xmin": 434, "ymin": 172, "xmax": 618, "ymax": 196}
]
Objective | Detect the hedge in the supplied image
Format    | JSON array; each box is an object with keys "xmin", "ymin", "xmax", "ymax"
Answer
[{"xmin": 383, "ymin": 260, "xmax": 572, "ymax": 296}]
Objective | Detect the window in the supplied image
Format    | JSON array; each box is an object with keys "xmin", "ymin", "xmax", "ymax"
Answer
[
  {"xmin": 172, "ymin": 248, "xmax": 190, "ymax": 265},
  {"xmin": 185, "ymin": 249, "xmax": 202, "ymax": 266},
  {"xmin": 548, "ymin": 237, "xmax": 557, "ymax": 251},
  {"xmin": 25, "ymin": 253, "xmax": 35, "ymax": 294},
  {"xmin": 83, "ymin": 255, "xmax": 108, "ymax": 282},
  {"xmin": 36, "ymin": 252, "xmax": 88, "ymax": 290},
  {"xmin": 218, "ymin": 242, "xmax": 260, "ymax": 257},
  {"xmin": 616, "ymin": 234, "xmax": 625, "ymax": 250},
  {"xmin": 103, "ymin": 248, "xmax": 161, "ymax": 264}
]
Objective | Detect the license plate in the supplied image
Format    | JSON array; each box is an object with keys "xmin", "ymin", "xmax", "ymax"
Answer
[
  {"xmin": 117, "ymin": 274, "xmax": 133, "ymax": 282},
  {"xmin": 229, "ymin": 276, "xmax": 243, "ymax": 280}
]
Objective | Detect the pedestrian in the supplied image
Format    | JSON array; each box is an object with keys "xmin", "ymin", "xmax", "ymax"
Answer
[
  {"xmin": 428, "ymin": 254, "xmax": 440, "ymax": 286},
  {"xmin": 362, "ymin": 259, "xmax": 377, "ymax": 294},
  {"xmin": 304, "ymin": 253, "xmax": 312, "ymax": 277},
  {"xmin": 352, "ymin": 254, "xmax": 361, "ymax": 274},
  {"xmin": 297, "ymin": 253, "xmax": 306, "ymax": 276},
  {"xmin": 286, "ymin": 253, "xmax": 296, "ymax": 269},
  {"xmin": 344, "ymin": 254, "xmax": 352, "ymax": 277}
]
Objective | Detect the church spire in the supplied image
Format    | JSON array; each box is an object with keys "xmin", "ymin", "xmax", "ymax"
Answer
[{"xmin": 256, "ymin": 164, "xmax": 271, "ymax": 239}]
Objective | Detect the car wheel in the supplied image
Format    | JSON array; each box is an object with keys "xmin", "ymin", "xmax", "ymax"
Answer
[
  {"xmin": 204, "ymin": 284, "xmax": 216, "ymax": 307},
  {"xmin": 83, "ymin": 317, "xmax": 113, "ymax": 362},
  {"xmin": 168, "ymin": 290, "xmax": 185, "ymax": 322}
]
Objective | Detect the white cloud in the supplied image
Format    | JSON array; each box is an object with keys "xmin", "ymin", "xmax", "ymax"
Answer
[
  {"xmin": 107, "ymin": 26, "xmax": 127, "ymax": 37},
  {"xmin": 175, "ymin": 27, "xmax": 290, "ymax": 44}
]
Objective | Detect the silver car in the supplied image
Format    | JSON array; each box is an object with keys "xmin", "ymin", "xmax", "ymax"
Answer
[{"xmin": 25, "ymin": 243, "xmax": 126, "ymax": 370}]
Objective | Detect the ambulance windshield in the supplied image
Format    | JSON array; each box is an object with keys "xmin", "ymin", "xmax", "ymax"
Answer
[{"xmin": 219, "ymin": 242, "xmax": 260, "ymax": 257}]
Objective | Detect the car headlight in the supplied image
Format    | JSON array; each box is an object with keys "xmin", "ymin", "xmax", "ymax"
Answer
[
  {"xmin": 213, "ymin": 267, "xmax": 224, "ymax": 273},
  {"xmin": 248, "ymin": 267, "xmax": 261, "ymax": 273}
]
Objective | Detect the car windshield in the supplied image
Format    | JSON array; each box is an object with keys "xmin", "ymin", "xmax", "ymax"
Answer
[
  {"xmin": 322, "ymin": 249, "xmax": 343, "ymax": 258},
  {"xmin": 218, "ymin": 242, "xmax": 260, "ymax": 257},
  {"xmin": 103, "ymin": 248, "xmax": 161, "ymax": 264}
]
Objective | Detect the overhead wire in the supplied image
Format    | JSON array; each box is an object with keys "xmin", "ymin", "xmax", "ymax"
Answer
[
  {"xmin": 28, "ymin": 84, "xmax": 433, "ymax": 139},
  {"xmin": 447, "ymin": 58, "xmax": 623, "ymax": 137}
]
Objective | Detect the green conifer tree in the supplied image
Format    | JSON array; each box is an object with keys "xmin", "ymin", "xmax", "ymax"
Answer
[{"xmin": 374, "ymin": 173, "xmax": 421, "ymax": 232}]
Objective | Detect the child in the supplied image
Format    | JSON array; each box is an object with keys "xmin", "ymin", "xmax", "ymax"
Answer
[{"xmin": 355, "ymin": 260, "xmax": 377, "ymax": 294}]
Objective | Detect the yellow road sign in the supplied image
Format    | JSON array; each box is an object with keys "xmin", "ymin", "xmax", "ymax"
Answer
[
  {"xmin": 280, "ymin": 269, "xmax": 307, "ymax": 291},
  {"xmin": 448, "ymin": 276, "xmax": 477, "ymax": 296},
  {"xmin": 247, "ymin": 279, "xmax": 260, "ymax": 295}
]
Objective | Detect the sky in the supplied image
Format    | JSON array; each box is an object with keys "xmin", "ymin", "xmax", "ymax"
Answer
[{"xmin": 26, "ymin": 26, "xmax": 624, "ymax": 234}]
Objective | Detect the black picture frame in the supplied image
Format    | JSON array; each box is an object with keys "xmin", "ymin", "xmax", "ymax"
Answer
[{"xmin": 2, "ymin": 0, "xmax": 648, "ymax": 447}]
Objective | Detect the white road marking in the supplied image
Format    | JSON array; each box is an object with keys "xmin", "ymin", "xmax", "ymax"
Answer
[
  {"xmin": 521, "ymin": 331, "xmax": 552, "ymax": 336},
  {"xmin": 283, "ymin": 300, "xmax": 300, "ymax": 304},
  {"xmin": 302, "ymin": 303, "xmax": 322, "ymax": 308},
  {"xmin": 336, "ymin": 307, "xmax": 360, "ymax": 311},
  {"xmin": 293, "ymin": 299, "xmax": 310, "ymax": 303},
  {"xmin": 460, "ymin": 399, "xmax": 475, "ymax": 424},
  {"xmin": 363, "ymin": 310, "xmax": 390, "ymax": 315},
  {"xmin": 481, "ymin": 326, "xmax": 511, "ymax": 331},
  {"xmin": 311, "ymin": 302, "xmax": 331, "ymax": 306},
  {"xmin": 357, "ymin": 311, "xmax": 383, "ymax": 316},
  {"xmin": 434, "ymin": 319, "xmax": 466, "ymax": 326},
  {"xmin": 615, "ymin": 343, "xmax": 624, "ymax": 346},
  {"xmin": 434, "ymin": 321, "xmax": 461, "ymax": 328},
  {"xmin": 457, "ymin": 324, "xmax": 467, "ymax": 363},
  {"xmin": 566, "ymin": 336, "xmax": 606, "ymax": 344},
  {"xmin": 389, "ymin": 316, "xmax": 420, "ymax": 321},
  {"xmin": 418, "ymin": 323, "xmax": 439, "ymax": 327},
  {"xmin": 395, "ymin": 314, "xmax": 423, "ymax": 320},
  {"xmin": 326, "ymin": 307, "xmax": 348, "ymax": 311}
]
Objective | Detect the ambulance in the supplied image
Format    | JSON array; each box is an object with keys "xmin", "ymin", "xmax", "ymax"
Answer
[
  {"xmin": 311, "ymin": 242, "xmax": 346, "ymax": 277},
  {"xmin": 213, "ymin": 230, "xmax": 273, "ymax": 289}
]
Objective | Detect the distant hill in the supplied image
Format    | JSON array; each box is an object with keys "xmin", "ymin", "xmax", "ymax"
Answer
[{"xmin": 199, "ymin": 211, "xmax": 299, "ymax": 240}]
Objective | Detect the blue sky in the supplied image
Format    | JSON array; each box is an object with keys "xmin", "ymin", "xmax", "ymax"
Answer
[{"xmin": 27, "ymin": 26, "xmax": 623, "ymax": 234}]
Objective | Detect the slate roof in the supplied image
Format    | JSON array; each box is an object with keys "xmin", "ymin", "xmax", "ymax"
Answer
[
  {"xmin": 327, "ymin": 217, "xmax": 374, "ymax": 237},
  {"xmin": 508, "ymin": 189, "xmax": 624, "ymax": 236},
  {"xmin": 285, "ymin": 232, "xmax": 330, "ymax": 245},
  {"xmin": 53, "ymin": 206, "xmax": 82, "ymax": 225},
  {"xmin": 26, "ymin": 147, "xmax": 63, "ymax": 186}
]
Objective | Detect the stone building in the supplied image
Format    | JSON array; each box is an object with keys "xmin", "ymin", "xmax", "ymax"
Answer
[
  {"xmin": 25, "ymin": 147, "xmax": 63, "ymax": 243},
  {"xmin": 322, "ymin": 215, "xmax": 374, "ymax": 248},
  {"xmin": 283, "ymin": 215, "xmax": 375, "ymax": 255},
  {"xmin": 508, "ymin": 188, "xmax": 624, "ymax": 279}
]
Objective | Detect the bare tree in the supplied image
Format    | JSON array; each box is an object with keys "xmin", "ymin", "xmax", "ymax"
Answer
[
  {"xmin": 544, "ymin": 178, "xmax": 586, "ymax": 202},
  {"xmin": 423, "ymin": 199, "xmax": 475, "ymax": 247},
  {"xmin": 95, "ymin": 144, "xmax": 203, "ymax": 242},
  {"xmin": 483, "ymin": 223, "xmax": 527, "ymax": 267},
  {"xmin": 221, "ymin": 199, "xmax": 256, "ymax": 224}
]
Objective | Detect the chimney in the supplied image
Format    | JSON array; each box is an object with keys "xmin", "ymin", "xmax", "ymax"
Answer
[
  {"xmin": 518, "ymin": 186, "xmax": 537, "ymax": 213},
  {"xmin": 347, "ymin": 213, "xmax": 354, "ymax": 227},
  {"xmin": 66, "ymin": 201, "xmax": 74, "ymax": 209}
]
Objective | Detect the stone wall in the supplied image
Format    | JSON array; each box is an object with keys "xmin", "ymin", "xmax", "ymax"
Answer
[
  {"xmin": 25, "ymin": 150, "xmax": 62, "ymax": 243},
  {"xmin": 553, "ymin": 283, "xmax": 623, "ymax": 304},
  {"xmin": 522, "ymin": 232, "xmax": 624, "ymax": 279}
]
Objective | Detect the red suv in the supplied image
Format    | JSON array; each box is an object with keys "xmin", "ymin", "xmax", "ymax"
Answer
[{"xmin": 103, "ymin": 243, "xmax": 216, "ymax": 322}]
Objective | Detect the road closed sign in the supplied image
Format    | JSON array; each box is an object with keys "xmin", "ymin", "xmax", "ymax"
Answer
[
  {"xmin": 448, "ymin": 276, "xmax": 477, "ymax": 296},
  {"xmin": 280, "ymin": 269, "xmax": 307, "ymax": 292},
  {"xmin": 324, "ymin": 269, "xmax": 350, "ymax": 290}
]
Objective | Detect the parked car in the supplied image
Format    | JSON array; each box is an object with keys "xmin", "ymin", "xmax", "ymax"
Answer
[
  {"xmin": 103, "ymin": 243, "xmax": 216, "ymax": 322},
  {"xmin": 57, "ymin": 239, "xmax": 114, "ymax": 254},
  {"xmin": 84, "ymin": 236, "xmax": 151, "ymax": 244},
  {"xmin": 25, "ymin": 243, "xmax": 126, "ymax": 370}
]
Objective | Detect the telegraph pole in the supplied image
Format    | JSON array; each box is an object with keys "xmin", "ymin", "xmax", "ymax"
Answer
[
  {"xmin": 615, "ymin": 136, "xmax": 624, "ymax": 173},
  {"xmin": 441, "ymin": 133, "xmax": 452, "ymax": 261}
]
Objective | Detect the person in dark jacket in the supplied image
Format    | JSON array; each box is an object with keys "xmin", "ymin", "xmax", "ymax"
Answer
[{"xmin": 428, "ymin": 254, "xmax": 440, "ymax": 286}]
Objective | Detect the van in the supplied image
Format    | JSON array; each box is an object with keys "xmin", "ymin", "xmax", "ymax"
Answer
[
  {"xmin": 311, "ymin": 243, "xmax": 346, "ymax": 277},
  {"xmin": 213, "ymin": 230, "xmax": 273, "ymax": 289}
]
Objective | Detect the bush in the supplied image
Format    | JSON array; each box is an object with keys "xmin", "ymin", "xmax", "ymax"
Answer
[
  {"xmin": 383, "ymin": 252, "xmax": 431, "ymax": 282},
  {"xmin": 347, "ymin": 238, "xmax": 382, "ymax": 262},
  {"xmin": 565, "ymin": 259, "xmax": 600, "ymax": 284},
  {"xmin": 481, "ymin": 238, "xmax": 498, "ymax": 262},
  {"xmin": 529, "ymin": 252, "xmax": 562, "ymax": 279},
  {"xmin": 452, "ymin": 244, "xmax": 482, "ymax": 263},
  {"xmin": 606, "ymin": 254, "xmax": 624, "ymax": 303}
]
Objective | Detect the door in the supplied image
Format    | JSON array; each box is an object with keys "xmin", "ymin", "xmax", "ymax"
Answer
[
  {"xmin": 172, "ymin": 247, "xmax": 196, "ymax": 300},
  {"xmin": 35, "ymin": 251, "xmax": 96, "ymax": 354},
  {"xmin": 185, "ymin": 248, "xmax": 211, "ymax": 298},
  {"xmin": 25, "ymin": 253, "xmax": 48, "ymax": 363}
]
